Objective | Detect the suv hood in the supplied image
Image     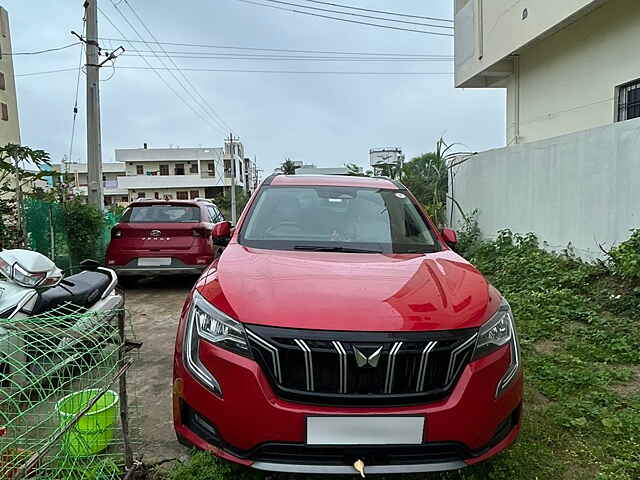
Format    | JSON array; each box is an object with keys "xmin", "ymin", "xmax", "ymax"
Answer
[{"xmin": 198, "ymin": 244, "xmax": 500, "ymax": 332}]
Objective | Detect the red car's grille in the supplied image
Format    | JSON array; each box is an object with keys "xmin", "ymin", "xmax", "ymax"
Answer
[{"xmin": 246, "ymin": 326, "xmax": 478, "ymax": 406}]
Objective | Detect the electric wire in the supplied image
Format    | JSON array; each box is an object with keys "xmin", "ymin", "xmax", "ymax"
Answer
[
  {"xmin": 121, "ymin": 51, "xmax": 453, "ymax": 62},
  {"xmin": 4, "ymin": 42, "xmax": 82, "ymax": 56},
  {"xmin": 98, "ymin": 6, "xmax": 227, "ymax": 135},
  {"xmin": 254, "ymin": 0, "xmax": 453, "ymax": 29},
  {"xmin": 122, "ymin": 0, "xmax": 232, "ymax": 133},
  {"xmin": 297, "ymin": 0, "xmax": 454, "ymax": 22},
  {"xmin": 232, "ymin": 0, "xmax": 454, "ymax": 36},
  {"xmin": 98, "ymin": 37, "xmax": 451, "ymax": 57},
  {"xmin": 16, "ymin": 65, "xmax": 453, "ymax": 76},
  {"xmin": 68, "ymin": 18, "xmax": 86, "ymax": 166}
]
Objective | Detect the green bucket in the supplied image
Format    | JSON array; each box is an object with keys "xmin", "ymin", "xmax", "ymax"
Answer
[{"xmin": 55, "ymin": 389, "xmax": 120, "ymax": 457}]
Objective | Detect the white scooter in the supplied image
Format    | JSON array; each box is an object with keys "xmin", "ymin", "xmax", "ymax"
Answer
[{"xmin": 0, "ymin": 249, "xmax": 124, "ymax": 392}]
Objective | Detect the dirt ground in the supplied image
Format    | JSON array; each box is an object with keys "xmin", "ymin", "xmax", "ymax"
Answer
[{"xmin": 125, "ymin": 276, "xmax": 197, "ymax": 464}]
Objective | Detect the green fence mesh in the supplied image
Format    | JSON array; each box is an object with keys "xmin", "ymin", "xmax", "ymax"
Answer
[
  {"xmin": 23, "ymin": 200, "xmax": 122, "ymax": 273},
  {"xmin": 0, "ymin": 306, "xmax": 140, "ymax": 479}
]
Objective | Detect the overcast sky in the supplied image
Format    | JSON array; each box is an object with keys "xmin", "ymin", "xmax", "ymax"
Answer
[{"xmin": 5, "ymin": 0, "xmax": 505, "ymax": 175}]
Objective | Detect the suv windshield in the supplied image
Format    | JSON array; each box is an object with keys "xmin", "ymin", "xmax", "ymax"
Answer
[
  {"xmin": 121, "ymin": 204, "xmax": 201, "ymax": 223},
  {"xmin": 240, "ymin": 186, "xmax": 439, "ymax": 253}
]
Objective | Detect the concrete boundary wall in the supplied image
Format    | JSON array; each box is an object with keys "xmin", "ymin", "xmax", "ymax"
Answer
[{"xmin": 448, "ymin": 117, "xmax": 640, "ymax": 258}]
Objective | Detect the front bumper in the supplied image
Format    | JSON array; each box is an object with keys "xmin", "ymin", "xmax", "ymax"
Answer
[{"xmin": 173, "ymin": 340, "xmax": 523, "ymax": 474}]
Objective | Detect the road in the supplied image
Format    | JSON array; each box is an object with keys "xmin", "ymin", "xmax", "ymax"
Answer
[{"xmin": 125, "ymin": 276, "xmax": 195, "ymax": 463}]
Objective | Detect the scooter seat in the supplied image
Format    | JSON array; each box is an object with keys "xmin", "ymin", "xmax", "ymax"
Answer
[{"xmin": 29, "ymin": 271, "xmax": 112, "ymax": 316}]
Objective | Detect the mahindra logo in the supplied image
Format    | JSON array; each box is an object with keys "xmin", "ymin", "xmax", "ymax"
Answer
[
  {"xmin": 150, "ymin": 230, "xmax": 162, "ymax": 237},
  {"xmin": 353, "ymin": 346, "xmax": 383, "ymax": 368}
]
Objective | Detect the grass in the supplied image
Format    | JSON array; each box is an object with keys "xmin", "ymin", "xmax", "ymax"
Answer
[{"xmin": 153, "ymin": 230, "xmax": 640, "ymax": 480}]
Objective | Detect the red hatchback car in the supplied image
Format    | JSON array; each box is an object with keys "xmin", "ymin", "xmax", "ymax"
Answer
[
  {"xmin": 105, "ymin": 199, "xmax": 224, "ymax": 285},
  {"xmin": 173, "ymin": 175, "xmax": 522, "ymax": 476}
]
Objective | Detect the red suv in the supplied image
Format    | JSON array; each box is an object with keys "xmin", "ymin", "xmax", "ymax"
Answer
[
  {"xmin": 105, "ymin": 199, "xmax": 224, "ymax": 285},
  {"xmin": 173, "ymin": 175, "xmax": 522, "ymax": 475}
]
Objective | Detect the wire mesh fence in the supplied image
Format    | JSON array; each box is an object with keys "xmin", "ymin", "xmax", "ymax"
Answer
[
  {"xmin": 22, "ymin": 199, "xmax": 122, "ymax": 273},
  {"xmin": 0, "ymin": 305, "xmax": 140, "ymax": 479}
]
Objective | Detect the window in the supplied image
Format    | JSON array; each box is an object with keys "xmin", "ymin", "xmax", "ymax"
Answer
[
  {"xmin": 176, "ymin": 191, "xmax": 189, "ymax": 200},
  {"xmin": 0, "ymin": 73, "xmax": 5, "ymax": 91},
  {"xmin": 207, "ymin": 162, "xmax": 215, "ymax": 177},
  {"xmin": 240, "ymin": 186, "xmax": 439, "ymax": 254},
  {"xmin": 617, "ymin": 79, "xmax": 640, "ymax": 122},
  {"xmin": 154, "ymin": 192, "xmax": 160, "ymax": 199},
  {"xmin": 175, "ymin": 164, "xmax": 185, "ymax": 175},
  {"xmin": 137, "ymin": 192, "xmax": 146, "ymax": 199},
  {"xmin": 207, "ymin": 206, "xmax": 223, "ymax": 223},
  {"xmin": 224, "ymin": 159, "xmax": 232, "ymax": 177},
  {"xmin": 189, "ymin": 190, "xmax": 200, "ymax": 199},
  {"xmin": 190, "ymin": 163, "xmax": 199, "ymax": 174},
  {"xmin": 239, "ymin": 160, "xmax": 243, "ymax": 177},
  {"xmin": 159, "ymin": 164, "xmax": 169, "ymax": 176},
  {"xmin": 1, "ymin": 103, "xmax": 8, "ymax": 121},
  {"xmin": 121, "ymin": 196, "xmax": 129, "ymax": 203},
  {"xmin": 121, "ymin": 205, "xmax": 201, "ymax": 223},
  {"xmin": 136, "ymin": 165, "xmax": 144, "ymax": 175}
]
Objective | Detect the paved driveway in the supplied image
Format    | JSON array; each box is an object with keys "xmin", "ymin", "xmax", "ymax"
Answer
[{"xmin": 126, "ymin": 276, "xmax": 195, "ymax": 463}]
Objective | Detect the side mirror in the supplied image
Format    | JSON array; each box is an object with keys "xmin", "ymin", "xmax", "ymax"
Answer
[
  {"xmin": 441, "ymin": 228, "xmax": 458, "ymax": 247},
  {"xmin": 212, "ymin": 221, "xmax": 232, "ymax": 246}
]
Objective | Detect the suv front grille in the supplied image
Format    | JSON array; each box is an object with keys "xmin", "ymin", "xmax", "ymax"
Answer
[{"xmin": 246, "ymin": 325, "xmax": 478, "ymax": 406}]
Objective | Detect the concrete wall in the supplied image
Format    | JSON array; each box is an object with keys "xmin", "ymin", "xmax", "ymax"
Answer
[
  {"xmin": 448, "ymin": 117, "xmax": 640, "ymax": 258},
  {"xmin": 454, "ymin": 0, "xmax": 606, "ymax": 87},
  {"xmin": 0, "ymin": 7, "xmax": 20, "ymax": 146},
  {"xmin": 505, "ymin": 0, "xmax": 640, "ymax": 144}
]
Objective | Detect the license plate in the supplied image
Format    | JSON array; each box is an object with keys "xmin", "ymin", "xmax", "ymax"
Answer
[
  {"xmin": 306, "ymin": 416, "xmax": 424, "ymax": 445},
  {"xmin": 137, "ymin": 257, "xmax": 171, "ymax": 267}
]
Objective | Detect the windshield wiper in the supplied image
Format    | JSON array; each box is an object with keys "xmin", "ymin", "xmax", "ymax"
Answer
[{"xmin": 293, "ymin": 245, "xmax": 383, "ymax": 254}]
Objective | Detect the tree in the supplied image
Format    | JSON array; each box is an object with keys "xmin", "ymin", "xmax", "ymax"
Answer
[
  {"xmin": 0, "ymin": 144, "xmax": 53, "ymax": 248},
  {"xmin": 344, "ymin": 163, "xmax": 373, "ymax": 177},
  {"xmin": 278, "ymin": 159, "xmax": 300, "ymax": 175},
  {"xmin": 402, "ymin": 138, "xmax": 473, "ymax": 227}
]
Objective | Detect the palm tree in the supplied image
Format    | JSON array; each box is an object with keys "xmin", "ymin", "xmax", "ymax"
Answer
[{"xmin": 278, "ymin": 158, "xmax": 299, "ymax": 175}]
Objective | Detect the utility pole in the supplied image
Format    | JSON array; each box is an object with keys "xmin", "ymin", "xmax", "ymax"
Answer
[
  {"xmin": 85, "ymin": 0, "xmax": 104, "ymax": 209},
  {"xmin": 228, "ymin": 133, "xmax": 237, "ymax": 224}
]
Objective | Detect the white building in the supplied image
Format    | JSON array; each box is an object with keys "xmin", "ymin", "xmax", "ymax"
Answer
[
  {"xmin": 58, "ymin": 162, "xmax": 129, "ymax": 206},
  {"xmin": 116, "ymin": 144, "xmax": 253, "ymax": 203},
  {"xmin": 0, "ymin": 6, "xmax": 19, "ymax": 147},
  {"xmin": 450, "ymin": 0, "xmax": 640, "ymax": 258},
  {"xmin": 455, "ymin": 0, "xmax": 640, "ymax": 143},
  {"xmin": 54, "ymin": 143, "xmax": 256, "ymax": 206}
]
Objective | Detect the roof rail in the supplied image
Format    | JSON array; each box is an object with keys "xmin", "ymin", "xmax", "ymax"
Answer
[{"xmin": 193, "ymin": 198, "xmax": 213, "ymax": 203}]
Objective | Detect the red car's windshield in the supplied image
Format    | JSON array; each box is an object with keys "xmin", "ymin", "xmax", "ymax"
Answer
[{"xmin": 240, "ymin": 186, "xmax": 439, "ymax": 254}]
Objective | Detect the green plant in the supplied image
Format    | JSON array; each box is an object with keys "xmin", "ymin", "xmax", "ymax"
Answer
[
  {"xmin": 608, "ymin": 229, "xmax": 640, "ymax": 281},
  {"xmin": 277, "ymin": 158, "xmax": 300, "ymax": 175},
  {"xmin": 166, "ymin": 452, "xmax": 260, "ymax": 480},
  {"xmin": 62, "ymin": 199, "xmax": 106, "ymax": 265}
]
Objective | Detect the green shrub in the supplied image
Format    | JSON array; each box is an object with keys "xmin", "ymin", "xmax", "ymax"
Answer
[
  {"xmin": 167, "ymin": 452, "xmax": 260, "ymax": 480},
  {"xmin": 62, "ymin": 200, "xmax": 105, "ymax": 265},
  {"xmin": 609, "ymin": 229, "xmax": 640, "ymax": 281}
]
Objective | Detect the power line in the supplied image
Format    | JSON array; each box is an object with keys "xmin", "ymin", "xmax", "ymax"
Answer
[
  {"xmin": 233, "ymin": 0, "xmax": 454, "ymax": 36},
  {"xmin": 98, "ymin": 6, "xmax": 227, "ymax": 135},
  {"xmin": 117, "ymin": 66, "xmax": 453, "ymax": 75},
  {"xmin": 102, "ymin": 2, "xmax": 228, "ymax": 135},
  {"xmin": 16, "ymin": 65, "xmax": 453, "ymax": 76},
  {"xmin": 121, "ymin": 0, "xmax": 232, "ymax": 133},
  {"xmin": 122, "ymin": 51, "xmax": 453, "ymax": 62},
  {"xmin": 15, "ymin": 67, "xmax": 80, "ymax": 77},
  {"xmin": 69, "ymin": 18, "xmax": 87, "ymax": 165},
  {"xmin": 255, "ymin": 0, "xmax": 453, "ymax": 29},
  {"xmin": 99, "ymin": 37, "xmax": 452, "ymax": 57},
  {"xmin": 297, "ymin": 0, "xmax": 454, "ymax": 22},
  {"xmin": 121, "ymin": 48, "xmax": 452, "ymax": 59},
  {"xmin": 4, "ymin": 42, "xmax": 81, "ymax": 56}
]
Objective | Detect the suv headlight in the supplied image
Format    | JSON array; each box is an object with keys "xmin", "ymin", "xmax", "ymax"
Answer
[
  {"xmin": 183, "ymin": 290, "xmax": 251, "ymax": 397},
  {"xmin": 472, "ymin": 299, "xmax": 521, "ymax": 397}
]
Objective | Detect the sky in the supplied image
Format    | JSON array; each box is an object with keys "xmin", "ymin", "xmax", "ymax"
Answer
[{"xmin": 5, "ymin": 0, "xmax": 505, "ymax": 176}]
